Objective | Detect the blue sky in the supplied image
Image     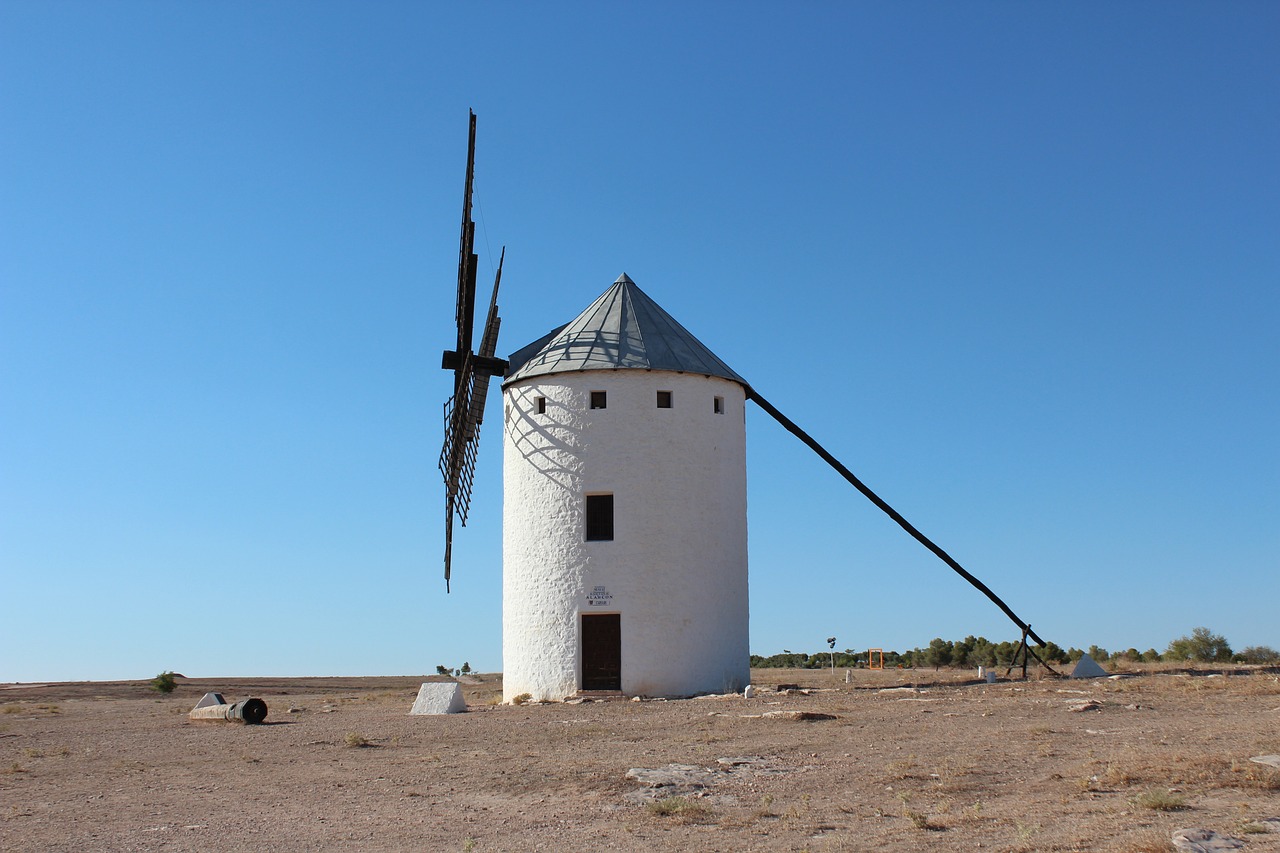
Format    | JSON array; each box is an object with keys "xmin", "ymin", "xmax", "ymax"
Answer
[{"xmin": 2, "ymin": 2, "xmax": 1276, "ymax": 682}]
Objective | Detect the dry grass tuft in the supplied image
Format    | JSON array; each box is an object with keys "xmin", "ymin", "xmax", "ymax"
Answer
[
  {"xmin": 905, "ymin": 807, "xmax": 942, "ymax": 830},
  {"xmin": 1, "ymin": 703, "xmax": 59, "ymax": 716},
  {"xmin": 1132, "ymin": 789, "xmax": 1187, "ymax": 811},
  {"xmin": 646, "ymin": 795, "xmax": 713, "ymax": 824},
  {"xmin": 343, "ymin": 732, "xmax": 373, "ymax": 748},
  {"xmin": 1117, "ymin": 835, "xmax": 1176, "ymax": 853}
]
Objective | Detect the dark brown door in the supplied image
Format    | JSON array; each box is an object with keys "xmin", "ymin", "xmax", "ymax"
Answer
[{"xmin": 581, "ymin": 613, "xmax": 621, "ymax": 690}]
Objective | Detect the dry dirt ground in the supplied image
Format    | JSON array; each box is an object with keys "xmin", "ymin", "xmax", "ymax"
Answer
[{"xmin": 3, "ymin": 667, "xmax": 1279, "ymax": 852}]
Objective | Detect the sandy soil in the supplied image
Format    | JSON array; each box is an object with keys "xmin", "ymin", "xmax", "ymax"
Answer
[{"xmin": 2, "ymin": 667, "xmax": 1279, "ymax": 852}]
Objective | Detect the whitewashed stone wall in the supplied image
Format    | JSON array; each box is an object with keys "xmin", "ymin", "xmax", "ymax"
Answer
[{"xmin": 502, "ymin": 370, "xmax": 749, "ymax": 701}]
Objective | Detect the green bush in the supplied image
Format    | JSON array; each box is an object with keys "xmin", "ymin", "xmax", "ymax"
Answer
[
  {"xmin": 1236, "ymin": 645, "xmax": 1280, "ymax": 664},
  {"xmin": 1166, "ymin": 627, "xmax": 1232, "ymax": 663},
  {"xmin": 150, "ymin": 671, "xmax": 177, "ymax": 694}
]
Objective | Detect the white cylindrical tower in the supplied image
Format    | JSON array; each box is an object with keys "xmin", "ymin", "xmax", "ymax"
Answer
[{"xmin": 501, "ymin": 274, "xmax": 750, "ymax": 701}]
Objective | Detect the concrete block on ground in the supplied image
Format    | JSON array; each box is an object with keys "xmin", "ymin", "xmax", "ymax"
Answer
[
  {"xmin": 409, "ymin": 682, "xmax": 466, "ymax": 715},
  {"xmin": 193, "ymin": 692, "xmax": 226, "ymax": 710},
  {"xmin": 1071, "ymin": 653, "xmax": 1108, "ymax": 679}
]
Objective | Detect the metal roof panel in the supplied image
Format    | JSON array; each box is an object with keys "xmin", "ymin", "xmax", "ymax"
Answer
[{"xmin": 504, "ymin": 273, "xmax": 747, "ymax": 387}]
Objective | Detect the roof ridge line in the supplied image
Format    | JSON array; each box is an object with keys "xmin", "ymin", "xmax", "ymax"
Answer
[{"xmin": 620, "ymin": 278, "xmax": 648, "ymax": 365}]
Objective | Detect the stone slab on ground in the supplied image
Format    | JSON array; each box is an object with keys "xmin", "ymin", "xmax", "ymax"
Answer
[
  {"xmin": 1171, "ymin": 828, "xmax": 1244, "ymax": 852},
  {"xmin": 760, "ymin": 710, "xmax": 837, "ymax": 721},
  {"xmin": 625, "ymin": 763, "xmax": 718, "ymax": 790},
  {"xmin": 408, "ymin": 682, "xmax": 466, "ymax": 715},
  {"xmin": 1249, "ymin": 754, "xmax": 1280, "ymax": 769}
]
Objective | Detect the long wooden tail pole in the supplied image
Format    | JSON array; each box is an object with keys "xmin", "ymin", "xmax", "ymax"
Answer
[{"xmin": 746, "ymin": 389, "xmax": 1047, "ymax": 648}]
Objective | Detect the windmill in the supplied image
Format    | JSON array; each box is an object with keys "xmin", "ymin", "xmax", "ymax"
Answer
[
  {"xmin": 437, "ymin": 114, "xmax": 1056, "ymax": 693},
  {"xmin": 439, "ymin": 110, "xmax": 507, "ymax": 592}
]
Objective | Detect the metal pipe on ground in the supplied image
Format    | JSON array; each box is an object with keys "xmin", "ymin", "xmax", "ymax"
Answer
[{"xmin": 188, "ymin": 697, "xmax": 268, "ymax": 724}]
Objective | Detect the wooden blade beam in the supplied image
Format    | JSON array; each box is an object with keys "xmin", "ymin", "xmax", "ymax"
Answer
[
  {"xmin": 453, "ymin": 110, "xmax": 478, "ymax": 393},
  {"xmin": 441, "ymin": 351, "xmax": 508, "ymax": 375},
  {"xmin": 746, "ymin": 388, "xmax": 1047, "ymax": 648}
]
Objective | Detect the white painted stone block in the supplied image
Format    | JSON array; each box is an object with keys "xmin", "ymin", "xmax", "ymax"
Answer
[
  {"xmin": 409, "ymin": 682, "xmax": 466, "ymax": 715},
  {"xmin": 1071, "ymin": 653, "xmax": 1108, "ymax": 679}
]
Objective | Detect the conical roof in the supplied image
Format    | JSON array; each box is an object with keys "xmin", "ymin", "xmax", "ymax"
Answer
[{"xmin": 504, "ymin": 273, "xmax": 747, "ymax": 387}]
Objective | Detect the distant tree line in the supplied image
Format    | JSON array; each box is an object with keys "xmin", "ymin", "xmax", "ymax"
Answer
[
  {"xmin": 435, "ymin": 662, "xmax": 472, "ymax": 677},
  {"xmin": 751, "ymin": 628, "xmax": 1278, "ymax": 670}
]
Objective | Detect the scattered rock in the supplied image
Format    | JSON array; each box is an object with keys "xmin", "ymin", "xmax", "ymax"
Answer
[
  {"xmin": 1124, "ymin": 704, "xmax": 1143, "ymax": 711},
  {"xmin": 760, "ymin": 710, "xmax": 837, "ymax": 722},
  {"xmin": 878, "ymin": 687, "xmax": 923, "ymax": 695},
  {"xmin": 1069, "ymin": 701, "xmax": 1102, "ymax": 712},
  {"xmin": 1171, "ymin": 828, "xmax": 1244, "ymax": 851},
  {"xmin": 1250, "ymin": 755, "xmax": 1280, "ymax": 769},
  {"xmin": 716, "ymin": 756, "xmax": 766, "ymax": 767}
]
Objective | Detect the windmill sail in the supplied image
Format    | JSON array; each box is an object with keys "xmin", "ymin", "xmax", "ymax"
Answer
[{"xmin": 439, "ymin": 112, "xmax": 508, "ymax": 591}]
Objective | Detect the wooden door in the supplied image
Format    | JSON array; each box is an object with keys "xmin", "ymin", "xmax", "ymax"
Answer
[{"xmin": 581, "ymin": 613, "xmax": 621, "ymax": 690}]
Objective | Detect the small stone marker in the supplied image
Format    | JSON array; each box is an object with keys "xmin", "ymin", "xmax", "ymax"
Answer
[
  {"xmin": 409, "ymin": 682, "xmax": 466, "ymax": 715},
  {"xmin": 743, "ymin": 684, "xmax": 756, "ymax": 698},
  {"xmin": 1071, "ymin": 653, "xmax": 1108, "ymax": 679},
  {"xmin": 1171, "ymin": 828, "xmax": 1244, "ymax": 852}
]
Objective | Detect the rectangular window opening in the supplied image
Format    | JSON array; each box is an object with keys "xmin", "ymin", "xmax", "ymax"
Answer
[
  {"xmin": 713, "ymin": 396, "xmax": 725, "ymax": 414},
  {"xmin": 590, "ymin": 391, "xmax": 607, "ymax": 410},
  {"xmin": 656, "ymin": 390, "xmax": 672, "ymax": 409},
  {"xmin": 585, "ymin": 494, "xmax": 614, "ymax": 541},
  {"xmin": 535, "ymin": 396, "xmax": 546, "ymax": 415}
]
